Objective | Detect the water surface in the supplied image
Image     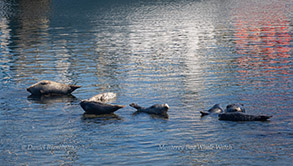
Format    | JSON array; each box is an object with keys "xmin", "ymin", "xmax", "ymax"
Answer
[{"xmin": 0, "ymin": 0, "xmax": 292, "ymax": 165}]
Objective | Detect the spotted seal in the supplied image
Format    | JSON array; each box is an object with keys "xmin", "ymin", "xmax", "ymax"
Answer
[
  {"xmin": 87, "ymin": 92, "xmax": 117, "ymax": 102},
  {"xmin": 218, "ymin": 112, "xmax": 272, "ymax": 121},
  {"xmin": 80, "ymin": 100, "xmax": 125, "ymax": 115},
  {"xmin": 200, "ymin": 104, "xmax": 223, "ymax": 116},
  {"xmin": 218, "ymin": 103, "xmax": 271, "ymax": 121},
  {"xmin": 129, "ymin": 103, "xmax": 169, "ymax": 115},
  {"xmin": 27, "ymin": 80, "xmax": 81, "ymax": 96}
]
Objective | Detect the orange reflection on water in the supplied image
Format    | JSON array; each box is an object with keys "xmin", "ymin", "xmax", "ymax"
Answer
[{"xmin": 234, "ymin": 2, "xmax": 291, "ymax": 79}]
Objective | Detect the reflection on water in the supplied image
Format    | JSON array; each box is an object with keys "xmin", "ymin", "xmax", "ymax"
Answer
[
  {"xmin": 232, "ymin": 1, "xmax": 292, "ymax": 115},
  {"xmin": 0, "ymin": 0, "xmax": 292, "ymax": 165},
  {"xmin": 81, "ymin": 113, "xmax": 123, "ymax": 124},
  {"xmin": 27, "ymin": 94, "xmax": 78, "ymax": 104},
  {"xmin": 235, "ymin": 1, "xmax": 291, "ymax": 80},
  {"xmin": 132, "ymin": 111, "xmax": 169, "ymax": 119}
]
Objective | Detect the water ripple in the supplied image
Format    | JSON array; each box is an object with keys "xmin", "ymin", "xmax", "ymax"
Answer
[{"xmin": 0, "ymin": 0, "xmax": 292, "ymax": 165}]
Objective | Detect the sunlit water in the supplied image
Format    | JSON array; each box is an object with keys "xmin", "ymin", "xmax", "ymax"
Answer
[{"xmin": 0, "ymin": 0, "xmax": 292, "ymax": 165}]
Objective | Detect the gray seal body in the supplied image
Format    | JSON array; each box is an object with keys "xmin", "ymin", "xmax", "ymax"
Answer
[
  {"xmin": 27, "ymin": 80, "xmax": 81, "ymax": 96},
  {"xmin": 129, "ymin": 103, "xmax": 169, "ymax": 115},
  {"xmin": 80, "ymin": 100, "xmax": 125, "ymax": 115},
  {"xmin": 218, "ymin": 112, "xmax": 272, "ymax": 121}
]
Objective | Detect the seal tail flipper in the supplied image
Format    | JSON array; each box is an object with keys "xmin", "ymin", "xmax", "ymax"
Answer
[
  {"xmin": 200, "ymin": 111, "xmax": 209, "ymax": 116},
  {"xmin": 129, "ymin": 103, "xmax": 142, "ymax": 110},
  {"xmin": 70, "ymin": 85, "xmax": 82, "ymax": 92},
  {"xmin": 258, "ymin": 115, "xmax": 272, "ymax": 121},
  {"xmin": 115, "ymin": 105, "xmax": 126, "ymax": 109},
  {"xmin": 26, "ymin": 87, "xmax": 31, "ymax": 93}
]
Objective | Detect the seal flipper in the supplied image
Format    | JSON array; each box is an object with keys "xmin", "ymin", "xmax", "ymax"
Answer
[
  {"xmin": 200, "ymin": 111, "xmax": 209, "ymax": 116},
  {"xmin": 114, "ymin": 105, "xmax": 126, "ymax": 109},
  {"xmin": 129, "ymin": 103, "xmax": 143, "ymax": 110},
  {"xmin": 257, "ymin": 115, "xmax": 272, "ymax": 121},
  {"xmin": 69, "ymin": 85, "xmax": 82, "ymax": 92}
]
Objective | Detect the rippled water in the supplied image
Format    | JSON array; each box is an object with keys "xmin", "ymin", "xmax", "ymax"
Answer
[{"xmin": 0, "ymin": 0, "xmax": 292, "ymax": 165}]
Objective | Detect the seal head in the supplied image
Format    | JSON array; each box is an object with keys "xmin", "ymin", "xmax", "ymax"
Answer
[{"xmin": 225, "ymin": 104, "xmax": 245, "ymax": 113}]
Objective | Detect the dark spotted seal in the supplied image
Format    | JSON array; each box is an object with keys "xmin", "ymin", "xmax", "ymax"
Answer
[
  {"xmin": 218, "ymin": 112, "xmax": 272, "ymax": 121},
  {"xmin": 80, "ymin": 100, "xmax": 125, "ymax": 115},
  {"xmin": 200, "ymin": 104, "xmax": 223, "ymax": 116},
  {"xmin": 87, "ymin": 92, "xmax": 117, "ymax": 102},
  {"xmin": 129, "ymin": 103, "xmax": 169, "ymax": 115},
  {"xmin": 27, "ymin": 80, "xmax": 81, "ymax": 96},
  {"xmin": 225, "ymin": 103, "xmax": 245, "ymax": 113}
]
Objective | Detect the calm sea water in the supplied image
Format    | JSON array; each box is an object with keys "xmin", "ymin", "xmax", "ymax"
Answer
[{"xmin": 0, "ymin": 0, "xmax": 292, "ymax": 165}]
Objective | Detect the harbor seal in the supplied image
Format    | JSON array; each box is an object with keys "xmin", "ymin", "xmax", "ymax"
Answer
[
  {"xmin": 27, "ymin": 80, "xmax": 81, "ymax": 96},
  {"xmin": 129, "ymin": 103, "xmax": 169, "ymax": 115},
  {"xmin": 200, "ymin": 104, "xmax": 223, "ymax": 116},
  {"xmin": 80, "ymin": 100, "xmax": 125, "ymax": 115},
  {"xmin": 225, "ymin": 103, "xmax": 245, "ymax": 113},
  {"xmin": 218, "ymin": 103, "xmax": 271, "ymax": 121},
  {"xmin": 87, "ymin": 92, "xmax": 117, "ymax": 102},
  {"xmin": 218, "ymin": 112, "xmax": 272, "ymax": 121}
]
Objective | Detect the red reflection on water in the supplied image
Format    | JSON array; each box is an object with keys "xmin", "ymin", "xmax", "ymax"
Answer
[{"xmin": 234, "ymin": 2, "xmax": 291, "ymax": 79}]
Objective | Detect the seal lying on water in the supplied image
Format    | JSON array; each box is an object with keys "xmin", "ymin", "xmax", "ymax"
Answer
[
  {"xmin": 80, "ymin": 100, "xmax": 125, "ymax": 115},
  {"xmin": 218, "ymin": 103, "xmax": 271, "ymax": 121},
  {"xmin": 87, "ymin": 92, "xmax": 117, "ymax": 102},
  {"xmin": 225, "ymin": 103, "xmax": 245, "ymax": 113},
  {"xmin": 200, "ymin": 104, "xmax": 223, "ymax": 116},
  {"xmin": 218, "ymin": 112, "xmax": 272, "ymax": 121},
  {"xmin": 27, "ymin": 80, "xmax": 81, "ymax": 96},
  {"xmin": 129, "ymin": 103, "xmax": 169, "ymax": 115}
]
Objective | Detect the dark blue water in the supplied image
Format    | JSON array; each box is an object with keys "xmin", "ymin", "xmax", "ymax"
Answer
[{"xmin": 0, "ymin": 0, "xmax": 292, "ymax": 165}]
